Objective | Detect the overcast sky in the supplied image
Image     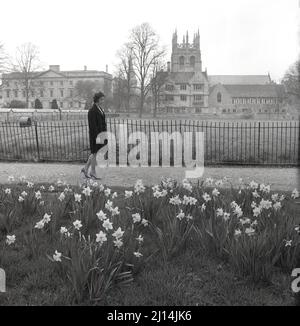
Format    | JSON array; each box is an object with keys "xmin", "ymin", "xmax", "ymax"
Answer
[{"xmin": 1, "ymin": 0, "xmax": 299, "ymax": 82}]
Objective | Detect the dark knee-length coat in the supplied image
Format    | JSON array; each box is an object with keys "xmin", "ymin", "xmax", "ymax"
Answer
[{"xmin": 88, "ymin": 103, "xmax": 107, "ymax": 154}]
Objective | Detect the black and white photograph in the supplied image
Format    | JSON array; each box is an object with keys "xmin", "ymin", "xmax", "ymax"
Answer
[{"xmin": 0, "ymin": 0, "xmax": 299, "ymax": 309}]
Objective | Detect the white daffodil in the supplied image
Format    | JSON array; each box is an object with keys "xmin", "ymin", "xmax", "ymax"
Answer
[
  {"xmin": 252, "ymin": 190, "xmax": 260, "ymax": 199},
  {"xmin": 105, "ymin": 200, "xmax": 113, "ymax": 211},
  {"xmin": 111, "ymin": 207, "xmax": 120, "ymax": 216},
  {"xmin": 74, "ymin": 193, "xmax": 82, "ymax": 203},
  {"xmin": 96, "ymin": 230, "xmax": 107, "ymax": 243},
  {"xmin": 234, "ymin": 229, "xmax": 242, "ymax": 237},
  {"xmin": 96, "ymin": 210, "xmax": 107, "ymax": 221},
  {"xmin": 8, "ymin": 176, "xmax": 15, "ymax": 182},
  {"xmin": 27, "ymin": 182, "xmax": 34, "ymax": 188},
  {"xmin": 141, "ymin": 219, "xmax": 148, "ymax": 227},
  {"xmin": 202, "ymin": 193, "xmax": 211, "ymax": 202},
  {"xmin": 201, "ymin": 203, "xmax": 206, "ymax": 212},
  {"xmin": 292, "ymin": 189, "xmax": 299, "ymax": 199},
  {"xmin": 112, "ymin": 192, "xmax": 118, "ymax": 199},
  {"xmin": 82, "ymin": 186, "xmax": 92, "ymax": 197},
  {"xmin": 35, "ymin": 191, "xmax": 42, "ymax": 200},
  {"xmin": 43, "ymin": 213, "xmax": 51, "ymax": 224},
  {"xmin": 285, "ymin": 240, "xmax": 292, "ymax": 247},
  {"xmin": 102, "ymin": 219, "xmax": 113, "ymax": 231},
  {"xmin": 152, "ymin": 185, "xmax": 160, "ymax": 192},
  {"xmin": 48, "ymin": 185, "xmax": 55, "ymax": 192},
  {"xmin": 112, "ymin": 227, "xmax": 124, "ymax": 239},
  {"xmin": 182, "ymin": 180, "xmax": 193, "ymax": 192},
  {"xmin": 223, "ymin": 213, "xmax": 230, "ymax": 222},
  {"xmin": 35, "ymin": 220, "xmax": 45, "ymax": 229},
  {"xmin": 21, "ymin": 191, "xmax": 28, "ymax": 197},
  {"xmin": 134, "ymin": 180, "xmax": 146, "ymax": 194},
  {"xmin": 216, "ymin": 208, "xmax": 224, "ymax": 217},
  {"xmin": 136, "ymin": 235, "xmax": 144, "ymax": 243},
  {"xmin": 125, "ymin": 190, "xmax": 133, "ymax": 199},
  {"xmin": 53, "ymin": 250, "xmax": 62, "ymax": 262},
  {"xmin": 249, "ymin": 181, "xmax": 259, "ymax": 190},
  {"xmin": 253, "ymin": 206, "xmax": 262, "ymax": 217},
  {"xmin": 259, "ymin": 199, "xmax": 272, "ymax": 210},
  {"xmin": 6, "ymin": 234, "xmax": 16, "ymax": 245},
  {"xmin": 73, "ymin": 220, "xmax": 83, "ymax": 230},
  {"xmin": 4, "ymin": 188, "xmax": 11, "ymax": 195},
  {"xmin": 273, "ymin": 202, "xmax": 282, "ymax": 211},
  {"xmin": 132, "ymin": 213, "xmax": 142, "ymax": 223},
  {"xmin": 205, "ymin": 178, "xmax": 214, "ymax": 186},
  {"xmin": 239, "ymin": 218, "xmax": 251, "ymax": 226},
  {"xmin": 18, "ymin": 196, "xmax": 25, "ymax": 202},
  {"xmin": 60, "ymin": 226, "xmax": 68, "ymax": 234},
  {"xmin": 99, "ymin": 184, "xmax": 105, "ymax": 192},
  {"xmin": 134, "ymin": 252, "xmax": 143, "ymax": 258},
  {"xmin": 212, "ymin": 188, "xmax": 220, "ymax": 197},
  {"xmin": 40, "ymin": 185, "xmax": 45, "ymax": 191},
  {"xmin": 113, "ymin": 239, "xmax": 123, "ymax": 249},
  {"xmin": 104, "ymin": 188, "xmax": 111, "ymax": 197},
  {"xmin": 58, "ymin": 192, "xmax": 65, "ymax": 202},
  {"xmin": 245, "ymin": 227, "xmax": 255, "ymax": 236},
  {"xmin": 169, "ymin": 195, "xmax": 181, "ymax": 206},
  {"xmin": 271, "ymin": 194, "xmax": 279, "ymax": 202},
  {"xmin": 176, "ymin": 209, "xmax": 185, "ymax": 220}
]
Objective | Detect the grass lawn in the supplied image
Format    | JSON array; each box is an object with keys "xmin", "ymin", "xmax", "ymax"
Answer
[{"xmin": 0, "ymin": 178, "xmax": 299, "ymax": 306}]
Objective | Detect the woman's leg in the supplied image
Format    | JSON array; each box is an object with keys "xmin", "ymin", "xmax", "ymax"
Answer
[
  {"xmin": 90, "ymin": 153, "xmax": 97, "ymax": 176},
  {"xmin": 83, "ymin": 154, "xmax": 93, "ymax": 174}
]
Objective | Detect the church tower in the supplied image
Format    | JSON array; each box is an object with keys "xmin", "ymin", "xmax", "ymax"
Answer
[{"xmin": 171, "ymin": 29, "xmax": 202, "ymax": 73}]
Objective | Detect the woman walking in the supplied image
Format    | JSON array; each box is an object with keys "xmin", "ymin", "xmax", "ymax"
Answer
[{"xmin": 81, "ymin": 91, "xmax": 107, "ymax": 180}]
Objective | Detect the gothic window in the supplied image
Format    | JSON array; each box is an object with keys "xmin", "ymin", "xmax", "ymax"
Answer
[
  {"xmin": 180, "ymin": 84, "xmax": 187, "ymax": 91},
  {"xmin": 190, "ymin": 56, "xmax": 195, "ymax": 67},
  {"xmin": 180, "ymin": 95, "xmax": 187, "ymax": 101},
  {"xmin": 217, "ymin": 92, "xmax": 222, "ymax": 103},
  {"xmin": 179, "ymin": 56, "xmax": 185, "ymax": 66}
]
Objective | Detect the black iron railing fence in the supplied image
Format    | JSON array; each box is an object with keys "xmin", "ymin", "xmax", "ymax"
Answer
[{"xmin": 0, "ymin": 119, "xmax": 299, "ymax": 165}]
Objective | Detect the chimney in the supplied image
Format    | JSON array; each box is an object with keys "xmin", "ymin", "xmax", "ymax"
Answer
[
  {"xmin": 84, "ymin": 65, "xmax": 87, "ymax": 71},
  {"xmin": 106, "ymin": 65, "xmax": 108, "ymax": 73},
  {"xmin": 167, "ymin": 62, "xmax": 171, "ymax": 72},
  {"xmin": 49, "ymin": 65, "xmax": 60, "ymax": 72}
]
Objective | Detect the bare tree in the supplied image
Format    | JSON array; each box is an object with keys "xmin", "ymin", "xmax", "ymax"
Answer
[
  {"xmin": 0, "ymin": 42, "xmax": 7, "ymax": 73},
  {"xmin": 151, "ymin": 59, "xmax": 167, "ymax": 118},
  {"xmin": 7, "ymin": 43, "xmax": 42, "ymax": 108},
  {"xmin": 74, "ymin": 80, "xmax": 102, "ymax": 109},
  {"xmin": 282, "ymin": 59, "xmax": 300, "ymax": 101},
  {"xmin": 129, "ymin": 23, "xmax": 166, "ymax": 117},
  {"xmin": 116, "ymin": 44, "xmax": 137, "ymax": 113}
]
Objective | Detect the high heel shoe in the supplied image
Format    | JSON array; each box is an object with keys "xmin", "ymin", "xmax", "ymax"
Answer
[{"xmin": 81, "ymin": 168, "xmax": 90, "ymax": 179}]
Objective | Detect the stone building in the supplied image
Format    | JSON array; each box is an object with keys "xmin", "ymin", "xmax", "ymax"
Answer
[
  {"xmin": 0, "ymin": 65, "xmax": 112, "ymax": 109},
  {"xmin": 157, "ymin": 30, "xmax": 288, "ymax": 117},
  {"xmin": 209, "ymin": 76, "xmax": 287, "ymax": 116},
  {"xmin": 158, "ymin": 30, "xmax": 210, "ymax": 114}
]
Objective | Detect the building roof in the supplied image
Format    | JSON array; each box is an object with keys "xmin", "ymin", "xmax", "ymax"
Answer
[
  {"xmin": 223, "ymin": 84, "xmax": 279, "ymax": 97},
  {"xmin": 209, "ymin": 75, "xmax": 272, "ymax": 85},
  {"xmin": 2, "ymin": 69, "xmax": 112, "ymax": 80}
]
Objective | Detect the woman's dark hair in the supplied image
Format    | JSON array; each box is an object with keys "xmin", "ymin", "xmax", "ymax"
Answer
[{"xmin": 93, "ymin": 91, "xmax": 105, "ymax": 103}]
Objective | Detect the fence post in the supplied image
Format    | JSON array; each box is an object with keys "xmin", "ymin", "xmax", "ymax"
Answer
[
  {"xmin": 258, "ymin": 122, "xmax": 261, "ymax": 161},
  {"xmin": 34, "ymin": 121, "xmax": 40, "ymax": 161}
]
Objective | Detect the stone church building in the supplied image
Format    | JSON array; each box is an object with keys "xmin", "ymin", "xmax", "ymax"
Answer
[{"xmin": 158, "ymin": 30, "xmax": 287, "ymax": 116}]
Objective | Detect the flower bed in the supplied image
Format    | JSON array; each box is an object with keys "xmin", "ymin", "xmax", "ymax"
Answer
[{"xmin": 0, "ymin": 176, "xmax": 299, "ymax": 305}]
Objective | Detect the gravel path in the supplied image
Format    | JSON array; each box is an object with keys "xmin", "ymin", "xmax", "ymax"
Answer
[{"xmin": 0, "ymin": 162, "xmax": 298, "ymax": 191}]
